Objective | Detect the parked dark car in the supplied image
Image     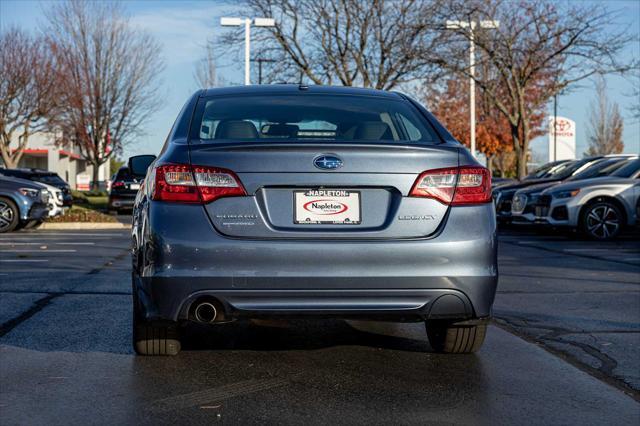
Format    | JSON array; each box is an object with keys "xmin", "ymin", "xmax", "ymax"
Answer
[
  {"xmin": 510, "ymin": 155, "xmax": 635, "ymax": 223},
  {"xmin": 0, "ymin": 168, "xmax": 72, "ymax": 207},
  {"xmin": 128, "ymin": 85, "xmax": 497, "ymax": 356},
  {"xmin": 493, "ymin": 157, "xmax": 608, "ymax": 222},
  {"xmin": 0, "ymin": 176, "xmax": 50, "ymax": 233},
  {"xmin": 491, "ymin": 177, "xmax": 517, "ymax": 189},
  {"xmin": 108, "ymin": 167, "xmax": 141, "ymax": 213}
]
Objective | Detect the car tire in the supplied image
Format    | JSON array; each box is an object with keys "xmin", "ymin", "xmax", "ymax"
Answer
[
  {"xmin": 580, "ymin": 200, "xmax": 623, "ymax": 240},
  {"xmin": 426, "ymin": 320, "xmax": 487, "ymax": 354},
  {"xmin": 23, "ymin": 220, "xmax": 44, "ymax": 230},
  {"xmin": 132, "ymin": 289, "xmax": 181, "ymax": 356},
  {"xmin": 0, "ymin": 197, "xmax": 20, "ymax": 233}
]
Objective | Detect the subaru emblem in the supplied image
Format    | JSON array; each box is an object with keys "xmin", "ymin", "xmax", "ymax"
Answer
[{"xmin": 314, "ymin": 155, "xmax": 343, "ymax": 170}]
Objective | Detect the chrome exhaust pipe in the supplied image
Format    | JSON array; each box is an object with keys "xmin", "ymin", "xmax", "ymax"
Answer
[{"xmin": 194, "ymin": 302, "xmax": 218, "ymax": 323}]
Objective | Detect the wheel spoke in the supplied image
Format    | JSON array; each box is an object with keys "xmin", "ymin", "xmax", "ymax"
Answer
[{"xmin": 587, "ymin": 222, "xmax": 601, "ymax": 232}]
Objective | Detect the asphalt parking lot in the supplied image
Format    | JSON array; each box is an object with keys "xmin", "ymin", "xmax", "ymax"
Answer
[{"xmin": 0, "ymin": 227, "xmax": 638, "ymax": 425}]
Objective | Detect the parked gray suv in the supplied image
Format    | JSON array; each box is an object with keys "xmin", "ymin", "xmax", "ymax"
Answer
[
  {"xmin": 129, "ymin": 85, "xmax": 497, "ymax": 356},
  {"xmin": 0, "ymin": 175, "xmax": 50, "ymax": 233}
]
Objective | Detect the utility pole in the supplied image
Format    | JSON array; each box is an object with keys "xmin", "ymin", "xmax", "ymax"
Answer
[
  {"xmin": 251, "ymin": 58, "xmax": 276, "ymax": 84},
  {"xmin": 446, "ymin": 20, "xmax": 500, "ymax": 159}
]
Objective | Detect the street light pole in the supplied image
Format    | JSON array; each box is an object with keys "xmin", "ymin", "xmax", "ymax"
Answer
[
  {"xmin": 553, "ymin": 93, "xmax": 558, "ymax": 162},
  {"xmin": 469, "ymin": 24, "xmax": 476, "ymax": 160},
  {"xmin": 446, "ymin": 20, "xmax": 499, "ymax": 159},
  {"xmin": 244, "ymin": 19, "xmax": 251, "ymax": 86},
  {"xmin": 221, "ymin": 17, "xmax": 275, "ymax": 85}
]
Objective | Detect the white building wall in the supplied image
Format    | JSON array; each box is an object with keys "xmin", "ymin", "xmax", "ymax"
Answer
[{"xmin": 3, "ymin": 131, "xmax": 110, "ymax": 190}]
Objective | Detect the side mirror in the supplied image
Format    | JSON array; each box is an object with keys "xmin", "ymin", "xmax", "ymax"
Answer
[{"xmin": 128, "ymin": 155, "xmax": 156, "ymax": 178}]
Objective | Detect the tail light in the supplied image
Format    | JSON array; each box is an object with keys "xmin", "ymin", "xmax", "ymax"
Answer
[
  {"xmin": 152, "ymin": 164, "xmax": 246, "ymax": 203},
  {"xmin": 410, "ymin": 166, "xmax": 491, "ymax": 205},
  {"xmin": 112, "ymin": 181, "xmax": 125, "ymax": 188}
]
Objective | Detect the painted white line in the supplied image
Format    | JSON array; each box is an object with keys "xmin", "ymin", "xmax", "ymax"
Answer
[
  {"xmin": 0, "ymin": 242, "xmax": 95, "ymax": 246},
  {"xmin": 563, "ymin": 248, "xmax": 638, "ymax": 252},
  {"xmin": 510, "ymin": 240, "xmax": 562, "ymax": 244},
  {"xmin": 0, "ymin": 249, "xmax": 77, "ymax": 253},
  {"xmin": 0, "ymin": 232, "xmax": 126, "ymax": 237},
  {"xmin": 0, "ymin": 259, "xmax": 49, "ymax": 262}
]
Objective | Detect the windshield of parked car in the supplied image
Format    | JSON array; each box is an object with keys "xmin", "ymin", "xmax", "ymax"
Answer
[
  {"xmin": 567, "ymin": 158, "xmax": 627, "ymax": 181},
  {"xmin": 34, "ymin": 174, "xmax": 66, "ymax": 185},
  {"xmin": 542, "ymin": 160, "xmax": 585, "ymax": 179},
  {"xmin": 524, "ymin": 161, "xmax": 567, "ymax": 180},
  {"xmin": 610, "ymin": 159, "xmax": 640, "ymax": 178},
  {"xmin": 191, "ymin": 95, "xmax": 440, "ymax": 144}
]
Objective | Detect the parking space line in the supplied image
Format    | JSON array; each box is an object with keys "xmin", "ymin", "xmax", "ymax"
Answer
[
  {"xmin": 0, "ymin": 249, "xmax": 77, "ymax": 253},
  {"xmin": 563, "ymin": 248, "xmax": 639, "ymax": 253},
  {"xmin": 0, "ymin": 242, "xmax": 95, "ymax": 246},
  {"xmin": 0, "ymin": 259, "xmax": 49, "ymax": 262},
  {"xmin": 0, "ymin": 232, "xmax": 126, "ymax": 237}
]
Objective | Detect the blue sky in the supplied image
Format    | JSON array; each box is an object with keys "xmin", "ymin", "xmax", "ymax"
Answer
[{"xmin": 1, "ymin": 0, "xmax": 639, "ymax": 160}]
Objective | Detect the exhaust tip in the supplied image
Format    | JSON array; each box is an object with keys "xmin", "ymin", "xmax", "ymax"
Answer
[{"xmin": 194, "ymin": 302, "xmax": 218, "ymax": 323}]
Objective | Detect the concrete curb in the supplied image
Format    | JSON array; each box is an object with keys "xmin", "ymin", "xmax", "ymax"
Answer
[{"xmin": 40, "ymin": 222, "xmax": 131, "ymax": 230}]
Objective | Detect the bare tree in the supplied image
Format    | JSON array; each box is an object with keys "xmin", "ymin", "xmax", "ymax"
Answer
[
  {"xmin": 0, "ymin": 28, "xmax": 59, "ymax": 168},
  {"xmin": 433, "ymin": 0, "xmax": 637, "ymax": 178},
  {"xmin": 45, "ymin": 0, "xmax": 164, "ymax": 190},
  {"xmin": 194, "ymin": 43, "xmax": 220, "ymax": 89},
  {"xmin": 222, "ymin": 0, "xmax": 446, "ymax": 89},
  {"xmin": 629, "ymin": 72, "xmax": 640, "ymax": 122},
  {"xmin": 585, "ymin": 77, "xmax": 624, "ymax": 156}
]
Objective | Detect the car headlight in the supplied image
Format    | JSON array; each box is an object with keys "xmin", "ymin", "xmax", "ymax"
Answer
[
  {"xmin": 19, "ymin": 188, "xmax": 39, "ymax": 198},
  {"xmin": 553, "ymin": 189, "xmax": 580, "ymax": 199}
]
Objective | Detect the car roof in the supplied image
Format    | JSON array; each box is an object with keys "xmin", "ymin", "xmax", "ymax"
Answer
[
  {"xmin": 0, "ymin": 175, "xmax": 46, "ymax": 188},
  {"xmin": 201, "ymin": 84, "xmax": 404, "ymax": 99},
  {"xmin": 0, "ymin": 168, "xmax": 56, "ymax": 176}
]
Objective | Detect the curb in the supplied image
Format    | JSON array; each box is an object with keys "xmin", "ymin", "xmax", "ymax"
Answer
[{"xmin": 40, "ymin": 222, "xmax": 131, "ymax": 230}]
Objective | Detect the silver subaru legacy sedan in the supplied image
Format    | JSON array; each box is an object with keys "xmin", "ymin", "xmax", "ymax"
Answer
[{"xmin": 128, "ymin": 85, "xmax": 497, "ymax": 356}]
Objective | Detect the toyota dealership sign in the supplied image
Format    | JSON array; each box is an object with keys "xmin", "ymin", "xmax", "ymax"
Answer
[{"xmin": 548, "ymin": 116, "xmax": 576, "ymax": 162}]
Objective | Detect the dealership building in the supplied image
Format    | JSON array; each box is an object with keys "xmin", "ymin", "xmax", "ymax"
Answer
[{"xmin": 1, "ymin": 132, "xmax": 110, "ymax": 190}]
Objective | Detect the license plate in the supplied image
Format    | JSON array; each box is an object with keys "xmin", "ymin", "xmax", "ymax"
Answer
[
  {"xmin": 129, "ymin": 183, "xmax": 141, "ymax": 190},
  {"xmin": 294, "ymin": 190, "xmax": 361, "ymax": 225}
]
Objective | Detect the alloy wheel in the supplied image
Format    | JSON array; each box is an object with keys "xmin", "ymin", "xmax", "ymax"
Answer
[
  {"xmin": 585, "ymin": 204, "xmax": 620, "ymax": 239},
  {"xmin": 0, "ymin": 200, "xmax": 15, "ymax": 231}
]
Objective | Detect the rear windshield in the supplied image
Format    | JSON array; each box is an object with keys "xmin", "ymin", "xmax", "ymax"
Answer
[
  {"xmin": 190, "ymin": 95, "xmax": 440, "ymax": 144},
  {"xmin": 115, "ymin": 167, "xmax": 133, "ymax": 181}
]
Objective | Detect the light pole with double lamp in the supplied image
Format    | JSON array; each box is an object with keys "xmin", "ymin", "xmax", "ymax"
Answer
[
  {"xmin": 220, "ymin": 17, "xmax": 276, "ymax": 85},
  {"xmin": 446, "ymin": 19, "xmax": 499, "ymax": 159}
]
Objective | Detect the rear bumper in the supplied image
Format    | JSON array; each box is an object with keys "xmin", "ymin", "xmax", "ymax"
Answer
[
  {"xmin": 134, "ymin": 202, "xmax": 498, "ymax": 322},
  {"xmin": 109, "ymin": 196, "xmax": 136, "ymax": 209}
]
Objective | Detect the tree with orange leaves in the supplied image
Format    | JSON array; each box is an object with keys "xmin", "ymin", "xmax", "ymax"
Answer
[{"xmin": 427, "ymin": 78, "xmax": 515, "ymax": 176}]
